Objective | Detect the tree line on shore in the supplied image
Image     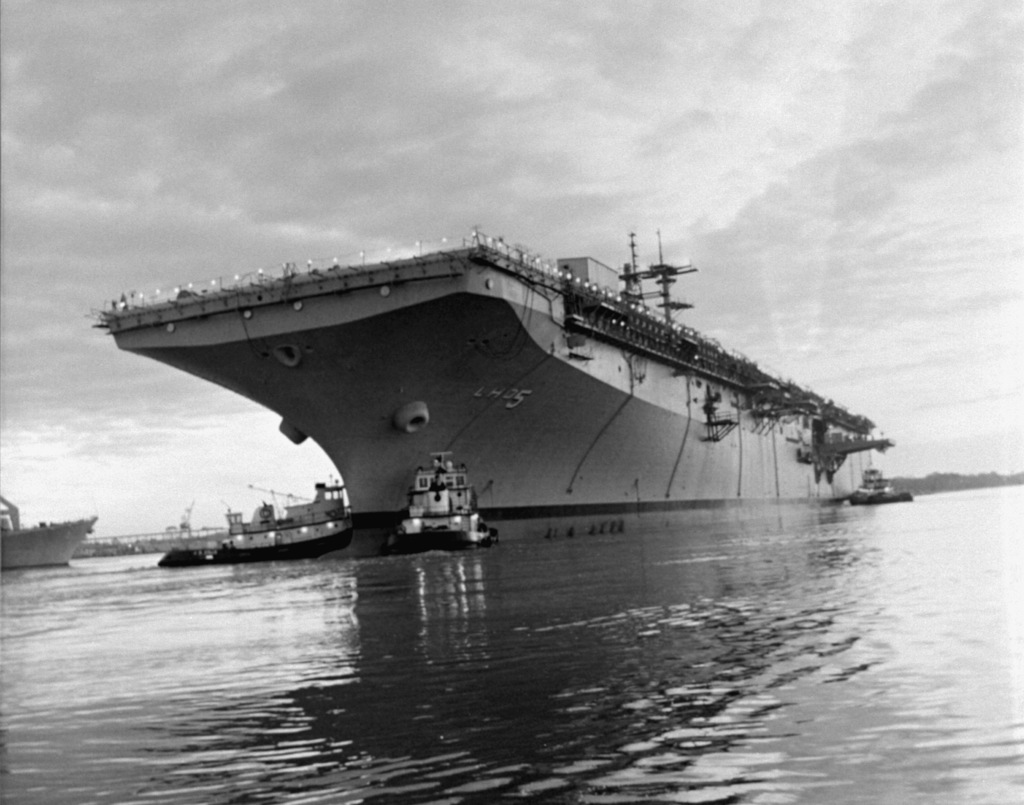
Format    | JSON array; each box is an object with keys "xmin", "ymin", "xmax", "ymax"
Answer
[{"xmin": 890, "ymin": 471, "xmax": 1023, "ymax": 495}]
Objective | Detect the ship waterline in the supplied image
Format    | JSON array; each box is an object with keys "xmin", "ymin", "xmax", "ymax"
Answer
[{"xmin": 100, "ymin": 237, "xmax": 887, "ymax": 553}]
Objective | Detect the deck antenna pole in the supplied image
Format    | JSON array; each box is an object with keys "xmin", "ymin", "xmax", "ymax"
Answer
[
  {"xmin": 628, "ymin": 232, "xmax": 698, "ymax": 324},
  {"xmin": 623, "ymin": 232, "xmax": 643, "ymax": 305}
]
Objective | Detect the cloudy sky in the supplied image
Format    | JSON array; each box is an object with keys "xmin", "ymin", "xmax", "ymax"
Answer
[{"xmin": 2, "ymin": 0, "xmax": 1021, "ymax": 536}]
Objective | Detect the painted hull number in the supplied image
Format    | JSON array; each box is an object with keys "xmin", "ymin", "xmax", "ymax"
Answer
[{"xmin": 473, "ymin": 387, "xmax": 533, "ymax": 409}]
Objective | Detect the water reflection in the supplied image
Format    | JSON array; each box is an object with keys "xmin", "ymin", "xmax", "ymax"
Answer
[
  {"xmin": 270, "ymin": 520, "xmax": 883, "ymax": 803},
  {"xmin": 413, "ymin": 553, "xmax": 490, "ymax": 663},
  {"xmin": 525, "ymin": 596, "xmax": 873, "ymax": 802},
  {"xmin": 2, "ymin": 491, "xmax": 1021, "ymax": 804},
  {"xmin": 1, "ymin": 558, "xmax": 362, "ymax": 804}
]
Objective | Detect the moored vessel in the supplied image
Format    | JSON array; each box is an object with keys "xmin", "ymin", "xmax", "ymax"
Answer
[
  {"xmin": 157, "ymin": 481, "xmax": 353, "ymax": 566},
  {"xmin": 1, "ymin": 495, "xmax": 97, "ymax": 570},
  {"xmin": 848, "ymin": 468, "xmax": 913, "ymax": 506},
  {"xmin": 384, "ymin": 452, "xmax": 497, "ymax": 555},
  {"xmin": 99, "ymin": 231, "xmax": 896, "ymax": 554}
]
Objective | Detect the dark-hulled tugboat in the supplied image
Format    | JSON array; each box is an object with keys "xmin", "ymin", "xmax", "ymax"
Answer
[
  {"xmin": 384, "ymin": 453, "xmax": 497, "ymax": 555},
  {"xmin": 848, "ymin": 468, "xmax": 913, "ymax": 505},
  {"xmin": 158, "ymin": 481, "xmax": 352, "ymax": 566}
]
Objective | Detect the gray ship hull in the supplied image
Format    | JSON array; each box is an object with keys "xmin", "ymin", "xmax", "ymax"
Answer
[
  {"xmin": 1, "ymin": 517, "xmax": 97, "ymax": 569},
  {"xmin": 102, "ymin": 242, "xmax": 883, "ymax": 553}
]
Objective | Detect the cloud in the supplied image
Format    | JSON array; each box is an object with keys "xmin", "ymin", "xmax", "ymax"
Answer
[
  {"xmin": 668, "ymin": 2, "xmax": 1023, "ymax": 463},
  {"xmin": 2, "ymin": 1, "xmax": 1022, "ymax": 535},
  {"xmin": 0, "ymin": 408, "xmax": 339, "ymax": 535},
  {"xmin": 688, "ymin": 2, "xmax": 1021, "ymax": 336}
]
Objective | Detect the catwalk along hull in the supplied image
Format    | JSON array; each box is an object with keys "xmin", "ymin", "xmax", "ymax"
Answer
[
  {"xmin": 1, "ymin": 518, "xmax": 97, "ymax": 569},
  {"xmin": 100, "ymin": 240, "xmax": 889, "ymax": 553}
]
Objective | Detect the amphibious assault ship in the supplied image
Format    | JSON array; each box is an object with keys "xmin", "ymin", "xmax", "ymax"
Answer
[
  {"xmin": 98, "ymin": 232, "xmax": 892, "ymax": 554},
  {"xmin": 1, "ymin": 495, "xmax": 97, "ymax": 570}
]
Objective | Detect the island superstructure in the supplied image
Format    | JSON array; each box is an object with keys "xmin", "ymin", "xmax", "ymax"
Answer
[{"xmin": 97, "ymin": 232, "xmax": 892, "ymax": 553}]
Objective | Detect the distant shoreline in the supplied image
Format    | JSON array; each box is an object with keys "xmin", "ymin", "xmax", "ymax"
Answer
[
  {"xmin": 74, "ymin": 472, "xmax": 1022, "ymax": 558},
  {"xmin": 890, "ymin": 472, "xmax": 1023, "ymax": 496},
  {"xmin": 75, "ymin": 528, "xmax": 227, "ymax": 559}
]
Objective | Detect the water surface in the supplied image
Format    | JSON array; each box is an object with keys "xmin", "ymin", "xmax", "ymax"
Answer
[{"xmin": 2, "ymin": 488, "xmax": 1022, "ymax": 803}]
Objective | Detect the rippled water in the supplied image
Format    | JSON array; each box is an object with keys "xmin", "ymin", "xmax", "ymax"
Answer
[{"xmin": 2, "ymin": 487, "xmax": 1022, "ymax": 804}]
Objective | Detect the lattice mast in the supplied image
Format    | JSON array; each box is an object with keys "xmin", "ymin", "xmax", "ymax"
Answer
[
  {"xmin": 621, "ymin": 231, "xmax": 697, "ymax": 323},
  {"xmin": 621, "ymin": 232, "xmax": 644, "ymax": 305}
]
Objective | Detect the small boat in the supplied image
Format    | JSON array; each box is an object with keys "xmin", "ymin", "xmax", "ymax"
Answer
[
  {"xmin": 1, "ymin": 495, "xmax": 97, "ymax": 570},
  {"xmin": 384, "ymin": 453, "xmax": 497, "ymax": 555},
  {"xmin": 848, "ymin": 468, "xmax": 913, "ymax": 505},
  {"xmin": 158, "ymin": 481, "xmax": 353, "ymax": 567}
]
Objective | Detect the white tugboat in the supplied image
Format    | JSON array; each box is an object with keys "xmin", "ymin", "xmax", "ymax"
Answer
[
  {"xmin": 158, "ymin": 481, "xmax": 353, "ymax": 566},
  {"xmin": 848, "ymin": 467, "xmax": 913, "ymax": 506},
  {"xmin": 385, "ymin": 453, "xmax": 497, "ymax": 555}
]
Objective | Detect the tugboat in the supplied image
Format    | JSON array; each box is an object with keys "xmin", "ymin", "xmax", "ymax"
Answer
[
  {"xmin": 384, "ymin": 453, "xmax": 498, "ymax": 555},
  {"xmin": 158, "ymin": 481, "xmax": 353, "ymax": 567},
  {"xmin": 848, "ymin": 467, "xmax": 913, "ymax": 506}
]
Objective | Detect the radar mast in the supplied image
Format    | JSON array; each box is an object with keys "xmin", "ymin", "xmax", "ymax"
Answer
[{"xmin": 623, "ymin": 231, "xmax": 698, "ymax": 323}]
